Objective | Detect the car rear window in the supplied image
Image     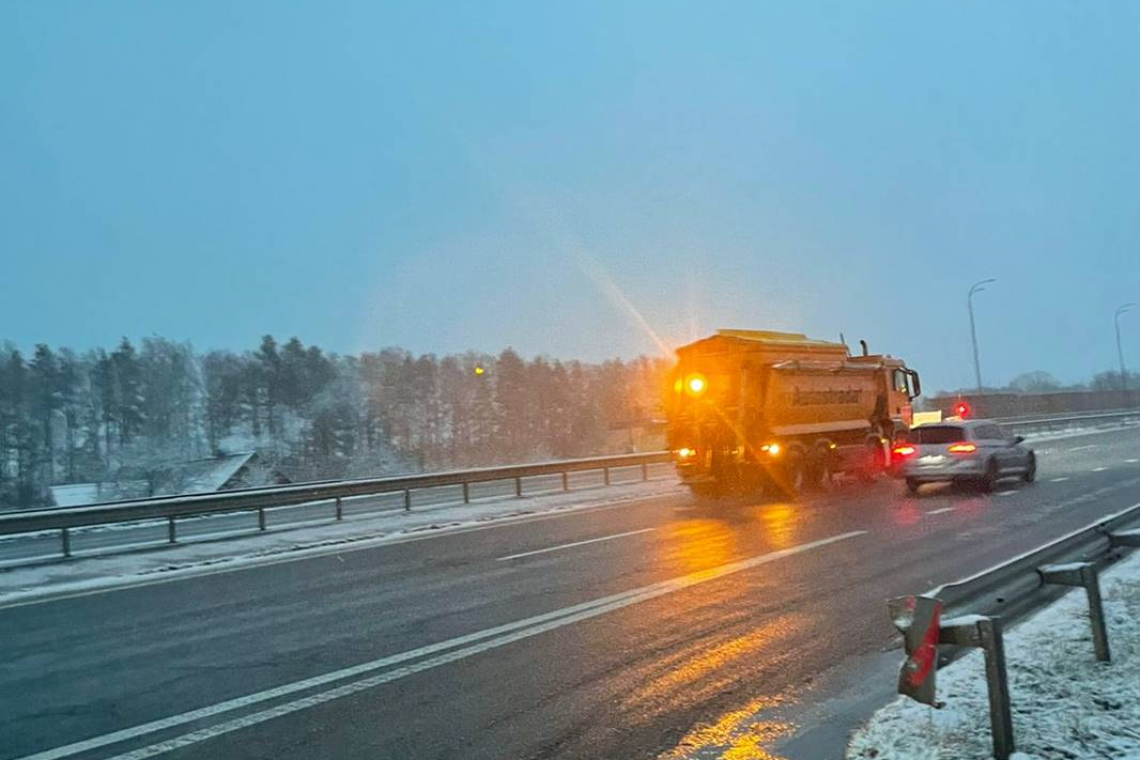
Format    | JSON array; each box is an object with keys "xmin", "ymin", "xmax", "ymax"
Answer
[{"xmin": 912, "ymin": 425, "xmax": 967, "ymax": 444}]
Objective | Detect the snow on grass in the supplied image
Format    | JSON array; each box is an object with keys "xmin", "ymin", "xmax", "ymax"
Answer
[{"xmin": 847, "ymin": 549, "xmax": 1140, "ymax": 760}]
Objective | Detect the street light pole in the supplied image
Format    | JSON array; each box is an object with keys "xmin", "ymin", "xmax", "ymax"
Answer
[
  {"xmin": 1116, "ymin": 303, "xmax": 1137, "ymax": 397},
  {"xmin": 968, "ymin": 279, "xmax": 997, "ymax": 396}
]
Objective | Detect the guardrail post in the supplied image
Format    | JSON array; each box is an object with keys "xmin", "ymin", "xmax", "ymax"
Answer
[
  {"xmin": 641, "ymin": 462, "xmax": 649, "ymax": 481},
  {"xmin": 168, "ymin": 517, "xmax": 177, "ymax": 544},
  {"xmin": 462, "ymin": 482, "xmax": 470, "ymax": 504},
  {"xmin": 1039, "ymin": 562, "xmax": 1111, "ymax": 662},
  {"xmin": 940, "ymin": 616, "xmax": 1015, "ymax": 760},
  {"xmin": 335, "ymin": 497, "xmax": 343, "ymax": 521},
  {"xmin": 515, "ymin": 477, "xmax": 523, "ymax": 498},
  {"xmin": 978, "ymin": 617, "xmax": 1015, "ymax": 760},
  {"xmin": 61, "ymin": 527, "xmax": 71, "ymax": 558},
  {"xmin": 404, "ymin": 489, "xmax": 412, "ymax": 511},
  {"xmin": 258, "ymin": 508, "xmax": 266, "ymax": 531},
  {"xmin": 561, "ymin": 472, "xmax": 569, "ymax": 492},
  {"xmin": 603, "ymin": 467, "xmax": 610, "ymax": 486}
]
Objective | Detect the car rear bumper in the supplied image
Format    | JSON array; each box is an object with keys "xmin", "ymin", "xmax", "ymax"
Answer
[{"xmin": 901, "ymin": 456, "xmax": 986, "ymax": 481}]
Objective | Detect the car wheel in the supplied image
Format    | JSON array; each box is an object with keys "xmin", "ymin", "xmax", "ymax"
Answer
[
  {"xmin": 905, "ymin": 478, "xmax": 921, "ymax": 495},
  {"xmin": 981, "ymin": 458, "xmax": 1000, "ymax": 493},
  {"xmin": 1023, "ymin": 452, "xmax": 1037, "ymax": 483}
]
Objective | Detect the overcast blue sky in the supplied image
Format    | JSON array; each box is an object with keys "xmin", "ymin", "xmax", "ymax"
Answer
[{"xmin": 3, "ymin": 1, "xmax": 1139, "ymax": 392}]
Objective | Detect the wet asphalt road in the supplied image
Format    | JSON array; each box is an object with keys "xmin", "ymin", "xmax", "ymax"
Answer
[{"xmin": 2, "ymin": 427, "xmax": 1139, "ymax": 760}]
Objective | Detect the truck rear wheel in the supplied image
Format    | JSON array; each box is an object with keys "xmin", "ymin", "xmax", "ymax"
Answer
[
  {"xmin": 810, "ymin": 443, "xmax": 835, "ymax": 491},
  {"xmin": 782, "ymin": 450, "xmax": 807, "ymax": 496}
]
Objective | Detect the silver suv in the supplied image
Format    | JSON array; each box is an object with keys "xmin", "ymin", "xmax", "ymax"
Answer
[{"xmin": 895, "ymin": 419, "xmax": 1036, "ymax": 494}]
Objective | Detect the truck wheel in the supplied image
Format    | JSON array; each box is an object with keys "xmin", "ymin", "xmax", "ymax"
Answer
[
  {"xmin": 811, "ymin": 444, "xmax": 835, "ymax": 491},
  {"xmin": 858, "ymin": 436, "xmax": 886, "ymax": 482},
  {"xmin": 905, "ymin": 478, "xmax": 921, "ymax": 495},
  {"xmin": 1022, "ymin": 453, "xmax": 1037, "ymax": 483},
  {"xmin": 783, "ymin": 451, "xmax": 807, "ymax": 496}
]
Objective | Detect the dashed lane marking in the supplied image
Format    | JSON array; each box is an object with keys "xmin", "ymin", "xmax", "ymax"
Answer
[
  {"xmin": 925, "ymin": 507, "xmax": 955, "ymax": 515},
  {"xmin": 12, "ymin": 530, "xmax": 868, "ymax": 760},
  {"xmin": 497, "ymin": 528, "xmax": 655, "ymax": 560}
]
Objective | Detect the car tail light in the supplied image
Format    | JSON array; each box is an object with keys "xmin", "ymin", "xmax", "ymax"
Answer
[
  {"xmin": 892, "ymin": 445, "xmax": 916, "ymax": 457},
  {"xmin": 947, "ymin": 443, "xmax": 977, "ymax": 454}
]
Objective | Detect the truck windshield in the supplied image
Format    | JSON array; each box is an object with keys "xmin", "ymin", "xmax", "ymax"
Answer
[{"xmin": 912, "ymin": 426, "xmax": 968, "ymax": 444}]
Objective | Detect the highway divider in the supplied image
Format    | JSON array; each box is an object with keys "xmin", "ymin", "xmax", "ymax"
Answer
[
  {"xmin": 1, "ymin": 408, "xmax": 1135, "ymax": 565},
  {"xmin": 0, "ymin": 452, "xmax": 670, "ymax": 561}
]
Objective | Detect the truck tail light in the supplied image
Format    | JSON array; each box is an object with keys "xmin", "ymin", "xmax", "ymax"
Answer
[
  {"xmin": 892, "ymin": 445, "xmax": 916, "ymax": 458},
  {"xmin": 947, "ymin": 443, "xmax": 977, "ymax": 454}
]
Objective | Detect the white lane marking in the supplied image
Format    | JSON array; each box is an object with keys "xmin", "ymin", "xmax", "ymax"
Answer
[
  {"xmin": 0, "ymin": 492, "xmax": 684, "ymax": 612},
  {"xmin": 925, "ymin": 507, "xmax": 955, "ymax": 515},
  {"xmin": 15, "ymin": 530, "xmax": 867, "ymax": 760},
  {"xmin": 1050, "ymin": 477, "xmax": 1071, "ymax": 483},
  {"xmin": 1069, "ymin": 445, "xmax": 1097, "ymax": 452},
  {"xmin": 1127, "ymin": 459, "xmax": 1139, "ymax": 464},
  {"xmin": 1093, "ymin": 467, "xmax": 1109, "ymax": 472},
  {"xmin": 497, "ymin": 528, "xmax": 655, "ymax": 560},
  {"xmin": 996, "ymin": 491, "xmax": 1018, "ymax": 497}
]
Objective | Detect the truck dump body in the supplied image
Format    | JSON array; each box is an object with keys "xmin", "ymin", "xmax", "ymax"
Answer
[{"xmin": 667, "ymin": 329, "xmax": 920, "ymax": 496}]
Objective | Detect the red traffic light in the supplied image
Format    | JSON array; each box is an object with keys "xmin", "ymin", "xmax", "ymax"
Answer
[{"xmin": 953, "ymin": 401, "xmax": 971, "ymax": 419}]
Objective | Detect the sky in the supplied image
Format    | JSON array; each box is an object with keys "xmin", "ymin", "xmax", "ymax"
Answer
[{"xmin": 3, "ymin": 1, "xmax": 1140, "ymax": 393}]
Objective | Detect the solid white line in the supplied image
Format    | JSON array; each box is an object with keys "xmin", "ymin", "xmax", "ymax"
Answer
[
  {"xmin": 1050, "ymin": 477, "xmax": 1071, "ymax": 483},
  {"xmin": 925, "ymin": 507, "xmax": 955, "ymax": 515},
  {"xmin": 497, "ymin": 528, "xmax": 654, "ymax": 560},
  {"xmin": 13, "ymin": 530, "xmax": 867, "ymax": 760},
  {"xmin": 1069, "ymin": 445, "xmax": 1097, "ymax": 452}
]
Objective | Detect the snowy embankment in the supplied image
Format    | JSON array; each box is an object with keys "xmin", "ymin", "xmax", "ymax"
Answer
[{"xmin": 847, "ymin": 548, "xmax": 1140, "ymax": 760}]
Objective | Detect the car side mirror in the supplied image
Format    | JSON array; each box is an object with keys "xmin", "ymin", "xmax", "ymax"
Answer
[{"xmin": 1012, "ymin": 435, "xmax": 1025, "ymax": 445}]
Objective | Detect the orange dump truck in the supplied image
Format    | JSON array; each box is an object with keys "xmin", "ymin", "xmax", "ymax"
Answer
[{"xmin": 666, "ymin": 329, "xmax": 921, "ymax": 496}]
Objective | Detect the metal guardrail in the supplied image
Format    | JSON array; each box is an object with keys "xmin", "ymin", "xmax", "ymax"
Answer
[
  {"xmin": 890, "ymin": 503, "xmax": 1140, "ymax": 759},
  {"xmin": 996, "ymin": 408, "xmax": 1140, "ymax": 433},
  {"xmin": 0, "ymin": 451, "xmax": 671, "ymax": 558},
  {"xmin": 3, "ymin": 408, "xmax": 1134, "ymax": 562}
]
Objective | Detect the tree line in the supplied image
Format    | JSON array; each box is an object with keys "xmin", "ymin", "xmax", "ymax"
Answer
[{"xmin": 0, "ymin": 336, "xmax": 671, "ymax": 508}]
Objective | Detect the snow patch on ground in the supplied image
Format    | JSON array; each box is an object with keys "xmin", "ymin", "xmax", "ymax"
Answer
[
  {"xmin": 847, "ymin": 549, "xmax": 1140, "ymax": 760},
  {"xmin": 0, "ymin": 478, "xmax": 685, "ymax": 607}
]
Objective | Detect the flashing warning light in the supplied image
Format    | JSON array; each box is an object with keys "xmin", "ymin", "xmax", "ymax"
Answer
[
  {"xmin": 685, "ymin": 374, "xmax": 707, "ymax": 396},
  {"xmin": 953, "ymin": 401, "xmax": 971, "ymax": 419},
  {"xmin": 947, "ymin": 442, "xmax": 977, "ymax": 454},
  {"xmin": 760, "ymin": 442, "xmax": 782, "ymax": 456},
  {"xmin": 677, "ymin": 447, "xmax": 696, "ymax": 459},
  {"xmin": 473, "ymin": 366, "xmax": 485, "ymax": 376}
]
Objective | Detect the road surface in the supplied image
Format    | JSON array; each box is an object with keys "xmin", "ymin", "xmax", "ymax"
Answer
[{"xmin": 3, "ymin": 427, "xmax": 1140, "ymax": 760}]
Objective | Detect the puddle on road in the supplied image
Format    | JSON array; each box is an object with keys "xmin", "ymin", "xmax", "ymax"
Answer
[{"xmin": 657, "ymin": 695, "xmax": 793, "ymax": 760}]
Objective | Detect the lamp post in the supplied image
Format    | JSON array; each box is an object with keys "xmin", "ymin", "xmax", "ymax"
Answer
[
  {"xmin": 968, "ymin": 279, "xmax": 997, "ymax": 396},
  {"xmin": 1116, "ymin": 303, "xmax": 1137, "ymax": 396}
]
